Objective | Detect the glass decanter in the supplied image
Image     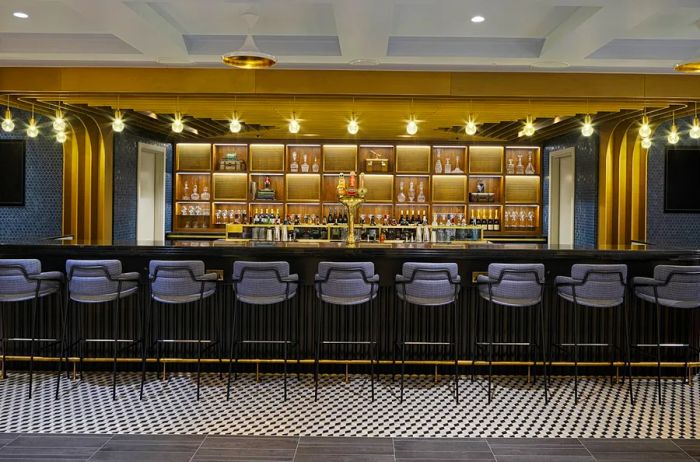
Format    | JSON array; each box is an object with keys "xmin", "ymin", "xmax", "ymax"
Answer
[
  {"xmin": 312, "ymin": 156, "xmax": 320, "ymax": 172},
  {"xmin": 191, "ymin": 183, "xmax": 200, "ymax": 200},
  {"xmin": 516, "ymin": 154, "xmax": 525, "ymax": 175},
  {"xmin": 525, "ymin": 154, "xmax": 535, "ymax": 175},
  {"xmin": 408, "ymin": 181, "xmax": 416, "ymax": 202},
  {"xmin": 435, "ymin": 153, "xmax": 443, "ymax": 174},
  {"xmin": 506, "ymin": 157, "xmax": 515, "ymax": 175},
  {"xmin": 182, "ymin": 181, "xmax": 190, "ymax": 200},
  {"xmin": 301, "ymin": 153, "xmax": 309, "ymax": 172},
  {"xmin": 527, "ymin": 210, "xmax": 535, "ymax": 229},
  {"xmin": 417, "ymin": 181, "xmax": 426, "ymax": 202},
  {"xmin": 215, "ymin": 209, "xmax": 222, "ymax": 224},
  {"xmin": 432, "ymin": 213, "xmax": 438, "ymax": 226},
  {"xmin": 444, "ymin": 156, "xmax": 452, "ymax": 174},
  {"xmin": 397, "ymin": 181, "xmax": 406, "ymax": 202},
  {"xmin": 201, "ymin": 186, "xmax": 210, "ymax": 201},
  {"xmin": 290, "ymin": 152, "xmax": 299, "ymax": 172}
]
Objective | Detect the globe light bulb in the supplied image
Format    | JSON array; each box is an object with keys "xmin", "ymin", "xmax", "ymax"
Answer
[
  {"xmin": 465, "ymin": 119, "xmax": 477, "ymax": 136},
  {"xmin": 288, "ymin": 118, "xmax": 300, "ymax": 134},
  {"xmin": 171, "ymin": 114, "xmax": 184, "ymax": 133},
  {"xmin": 639, "ymin": 115, "xmax": 651, "ymax": 138},
  {"xmin": 581, "ymin": 114, "xmax": 594, "ymax": 137},
  {"xmin": 26, "ymin": 118, "xmax": 39, "ymax": 138},
  {"xmin": 641, "ymin": 137, "xmax": 652, "ymax": 149},
  {"xmin": 229, "ymin": 118, "xmax": 242, "ymax": 133},
  {"xmin": 406, "ymin": 119, "xmax": 418, "ymax": 135},
  {"xmin": 523, "ymin": 116, "xmax": 536, "ymax": 137},
  {"xmin": 112, "ymin": 110, "xmax": 125, "ymax": 133},
  {"xmin": 1, "ymin": 110, "xmax": 14, "ymax": 132},
  {"xmin": 347, "ymin": 119, "xmax": 359, "ymax": 135},
  {"xmin": 667, "ymin": 124, "xmax": 680, "ymax": 144},
  {"xmin": 56, "ymin": 131, "xmax": 67, "ymax": 143},
  {"xmin": 689, "ymin": 116, "xmax": 700, "ymax": 139},
  {"xmin": 53, "ymin": 116, "xmax": 66, "ymax": 132}
]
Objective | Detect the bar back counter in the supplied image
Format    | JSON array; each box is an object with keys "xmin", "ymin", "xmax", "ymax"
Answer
[{"xmin": 1, "ymin": 239, "xmax": 699, "ymax": 377}]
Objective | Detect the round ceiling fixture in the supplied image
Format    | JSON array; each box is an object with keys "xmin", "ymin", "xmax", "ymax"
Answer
[
  {"xmin": 13, "ymin": 12, "xmax": 29, "ymax": 19},
  {"xmin": 470, "ymin": 15, "xmax": 485, "ymax": 23},
  {"xmin": 222, "ymin": 13, "xmax": 276, "ymax": 69},
  {"xmin": 674, "ymin": 61, "xmax": 700, "ymax": 73}
]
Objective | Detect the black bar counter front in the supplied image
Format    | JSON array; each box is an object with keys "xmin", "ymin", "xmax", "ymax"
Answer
[{"xmin": 0, "ymin": 239, "xmax": 698, "ymax": 374}]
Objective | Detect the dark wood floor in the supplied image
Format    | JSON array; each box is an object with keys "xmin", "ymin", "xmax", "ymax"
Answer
[{"xmin": 0, "ymin": 434, "xmax": 698, "ymax": 461}]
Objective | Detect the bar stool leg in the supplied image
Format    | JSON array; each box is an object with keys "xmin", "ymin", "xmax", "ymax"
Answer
[
  {"xmin": 539, "ymin": 301, "xmax": 549, "ymax": 404},
  {"xmin": 155, "ymin": 300, "xmax": 162, "ymax": 381},
  {"xmin": 78, "ymin": 304, "xmax": 85, "ymax": 381},
  {"xmin": 573, "ymin": 300, "xmax": 580, "ymax": 404},
  {"xmin": 283, "ymin": 299, "xmax": 289, "ymax": 401},
  {"xmin": 369, "ymin": 298, "xmax": 375, "ymax": 402},
  {"xmin": 314, "ymin": 301, "xmax": 322, "ymax": 401},
  {"xmin": 655, "ymin": 300, "xmax": 663, "ymax": 404},
  {"xmin": 400, "ymin": 302, "xmax": 406, "ymax": 403},
  {"xmin": 472, "ymin": 295, "xmax": 480, "ymax": 383},
  {"xmin": 608, "ymin": 306, "xmax": 615, "ymax": 385},
  {"xmin": 55, "ymin": 291, "xmax": 69, "ymax": 399},
  {"xmin": 226, "ymin": 298, "xmax": 239, "ymax": 401},
  {"xmin": 296, "ymin": 295, "xmax": 301, "ymax": 381},
  {"xmin": 453, "ymin": 299, "xmax": 459, "ymax": 404},
  {"xmin": 622, "ymin": 300, "xmax": 634, "ymax": 404},
  {"xmin": 392, "ymin": 299, "xmax": 398, "ymax": 382},
  {"xmin": 28, "ymin": 295, "xmax": 39, "ymax": 398},
  {"xmin": 139, "ymin": 295, "xmax": 148, "ymax": 400},
  {"xmin": 112, "ymin": 298, "xmax": 120, "ymax": 400},
  {"xmin": 487, "ymin": 299, "xmax": 494, "ymax": 404},
  {"xmin": 196, "ymin": 297, "xmax": 203, "ymax": 401}
]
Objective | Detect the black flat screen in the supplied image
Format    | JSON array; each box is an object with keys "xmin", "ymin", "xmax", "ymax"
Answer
[
  {"xmin": 0, "ymin": 140, "xmax": 25, "ymax": 206},
  {"xmin": 665, "ymin": 147, "xmax": 700, "ymax": 212}
]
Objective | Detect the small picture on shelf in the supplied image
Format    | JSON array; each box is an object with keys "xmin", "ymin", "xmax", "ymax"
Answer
[{"xmin": 219, "ymin": 151, "xmax": 246, "ymax": 172}]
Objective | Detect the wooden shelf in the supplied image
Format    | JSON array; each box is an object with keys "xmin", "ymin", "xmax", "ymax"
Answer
[
  {"xmin": 250, "ymin": 144, "xmax": 285, "ymax": 172},
  {"xmin": 396, "ymin": 145, "xmax": 431, "ymax": 173},
  {"xmin": 176, "ymin": 143, "xmax": 211, "ymax": 171},
  {"xmin": 322, "ymin": 144, "xmax": 357, "ymax": 172}
]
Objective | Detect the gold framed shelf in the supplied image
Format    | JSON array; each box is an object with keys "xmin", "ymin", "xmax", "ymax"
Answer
[
  {"xmin": 322, "ymin": 144, "xmax": 357, "ymax": 172},
  {"xmin": 286, "ymin": 174, "xmax": 321, "ymax": 202},
  {"xmin": 432, "ymin": 175, "xmax": 467, "ymax": 203},
  {"xmin": 359, "ymin": 145, "xmax": 394, "ymax": 173},
  {"xmin": 212, "ymin": 173, "xmax": 247, "ymax": 201},
  {"xmin": 432, "ymin": 146, "xmax": 467, "ymax": 174},
  {"xmin": 469, "ymin": 146, "xmax": 504, "ymax": 174},
  {"xmin": 287, "ymin": 144, "xmax": 321, "ymax": 173},
  {"xmin": 396, "ymin": 145, "xmax": 431, "ymax": 173},
  {"xmin": 213, "ymin": 143, "xmax": 248, "ymax": 172},
  {"xmin": 176, "ymin": 143, "xmax": 212, "ymax": 171},
  {"xmin": 362, "ymin": 174, "xmax": 394, "ymax": 202},
  {"xmin": 505, "ymin": 176, "xmax": 541, "ymax": 204},
  {"xmin": 250, "ymin": 144, "xmax": 285, "ymax": 172}
]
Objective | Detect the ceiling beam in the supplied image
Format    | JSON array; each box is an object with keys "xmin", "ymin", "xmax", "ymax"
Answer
[
  {"xmin": 331, "ymin": 0, "xmax": 393, "ymax": 60},
  {"xmin": 58, "ymin": 0, "xmax": 188, "ymax": 60}
]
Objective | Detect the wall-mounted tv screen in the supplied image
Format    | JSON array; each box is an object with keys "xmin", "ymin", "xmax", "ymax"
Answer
[
  {"xmin": 0, "ymin": 140, "xmax": 25, "ymax": 206},
  {"xmin": 665, "ymin": 147, "xmax": 700, "ymax": 212}
]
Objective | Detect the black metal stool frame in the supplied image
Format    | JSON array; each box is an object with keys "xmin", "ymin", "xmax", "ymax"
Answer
[
  {"xmin": 475, "ymin": 268, "xmax": 548, "ymax": 404},
  {"xmin": 393, "ymin": 267, "xmax": 461, "ymax": 403},
  {"xmin": 0, "ymin": 264, "xmax": 64, "ymax": 399},
  {"xmin": 554, "ymin": 269, "xmax": 633, "ymax": 404},
  {"xmin": 227, "ymin": 266, "xmax": 300, "ymax": 401},
  {"xmin": 314, "ymin": 267, "xmax": 379, "ymax": 402}
]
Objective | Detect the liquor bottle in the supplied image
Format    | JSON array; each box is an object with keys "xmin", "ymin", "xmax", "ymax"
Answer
[
  {"xmin": 241, "ymin": 211, "xmax": 247, "ymax": 224},
  {"xmin": 290, "ymin": 152, "xmax": 299, "ymax": 172},
  {"xmin": 342, "ymin": 212, "xmax": 348, "ymax": 224},
  {"xmin": 525, "ymin": 154, "xmax": 535, "ymax": 175},
  {"xmin": 182, "ymin": 181, "xmax": 190, "ymax": 200},
  {"xmin": 470, "ymin": 209, "xmax": 477, "ymax": 226},
  {"xmin": 444, "ymin": 156, "xmax": 452, "ymax": 174},
  {"xmin": 301, "ymin": 153, "xmax": 310, "ymax": 173},
  {"xmin": 327, "ymin": 209, "xmax": 333, "ymax": 225},
  {"xmin": 493, "ymin": 209, "xmax": 501, "ymax": 231},
  {"xmin": 487, "ymin": 209, "xmax": 493, "ymax": 231},
  {"xmin": 475, "ymin": 209, "xmax": 481, "ymax": 228},
  {"xmin": 191, "ymin": 183, "xmax": 200, "ymax": 201},
  {"xmin": 312, "ymin": 156, "xmax": 320, "ymax": 173},
  {"xmin": 435, "ymin": 153, "xmax": 443, "ymax": 174},
  {"xmin": 422, "ymin": 210, "xmax": 428, "ymax": 225},
  {"xmin": 399, "ymin": 213, "xmax": 405, "ymax": 225},
  {"xmin": 253, "ymin": 209, "xmax": 260, "ymax": 224},
  {"xmin": 417, "ymin": 181, "xmax": 426, "ymax": 203}
]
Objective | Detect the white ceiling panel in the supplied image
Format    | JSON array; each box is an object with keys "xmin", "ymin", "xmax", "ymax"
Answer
[
  {"xmin": 185, "ymin": 34, "xmax": 341, "ymax": 56},
  {"xmin": 588, "ymin": 39, "xmax": 700, "ymax": 60},
  {"xmin": 388, "ymin": 37, "xmax": 545, "ymax": 58},
  {"xmin": 0, "ymin": 32, "xmax": 141, "ymax": 54}
]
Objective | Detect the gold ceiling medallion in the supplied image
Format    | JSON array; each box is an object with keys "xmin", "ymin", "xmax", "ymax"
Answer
[
  {"xmin": 674, "ymin": 61, "xmax": 700, "ymax": 73},
  {"xmin": 222, "ymin": 13, "xmax": 276, "ymax": 69}
]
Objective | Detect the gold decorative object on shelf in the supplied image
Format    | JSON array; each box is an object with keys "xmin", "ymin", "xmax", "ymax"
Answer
[{"xmin": 337, "ymin": 171, "xmax": 367, "ymax": 246}]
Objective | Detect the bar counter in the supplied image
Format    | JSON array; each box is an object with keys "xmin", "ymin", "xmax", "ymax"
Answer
[{"xmin": 0, "ymin": 239, "xmax": 698, "ymax": 373}]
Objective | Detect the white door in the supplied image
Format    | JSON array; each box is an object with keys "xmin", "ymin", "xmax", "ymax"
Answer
[
  {"xmin": 137, "ymin": 143, "xmax": 166, "ymax": 242},
  {"xmin": 549, "ymin": 148, "xmax": 575, "ymax": 246}
]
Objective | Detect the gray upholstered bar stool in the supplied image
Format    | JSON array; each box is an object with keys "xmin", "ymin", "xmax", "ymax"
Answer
[
  {"xmin": 228, "ymin": 261, "xmax": 299, "ymax": 401},
  {"xmin": 147, "ymin": 260, "xmax": 218, "ymax": 400},
  {"xmin": 632, "ymin": 265, "xmax": 700, "ymax": 404},
  {"xmin": 554, "ymin": 263, "xmax": 632, "ymax": 404},
  {"xmin": 394, "ymin": 262, "xmax": 461, "ymax": 403},
  {"xmin": 314, "ymin": 262, "xmax": 379, "ymax": 401},
  {"xmin": 476, "ymin": 263, "xmax": 547, "ymax": 404},
  {"xmin": 0, "ymin": 259, "xmax": 64, "ymax": 398},
  {"xmin": 58, "ymin": 259, "xmax": 140, "ymax": 400}
]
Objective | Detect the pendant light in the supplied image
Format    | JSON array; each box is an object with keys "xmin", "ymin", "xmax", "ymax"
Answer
[
  {"xmin": 523, "ymin": 115, "xmax": 536, "ymax": 137},
  {"xmin": 112, "ymin": 95, "xmax": 125, "ymax": 133},
  {"xmin": 26, "ymin": 104, "xmax": 39, "ymax": 138},
  {"xmin": 465, "ymin": 117, "xmax": 477, "ymax": 136},
  {"xmin": 667, "ymin": 111, "xmax": 680, "ymax": 145},
  {"xmin": 639, "ymin": 114, "xmax": 651, "ymax": 138},
  {"xmin": 1, "ymin": 95, "xmax": 14, "ymax": 132},
  {"xmin": 53, "ymin": 101, "xmax": 66, "ymax": 132},
  {"xmin": 406, "ymin": 118, "xmax": 418, "ymax": 135},
  {"xmin": 222, "ymin": 13, "xmax": 276, "ymax": 69},
  {"xmin": 347, "ymin": 116, "xmax": 359, "ymax": 135},
  {"xmin": 689, "ymin": 102, "xmax": 700, "ymax": 139},
  {"xmin": 288, "ymin": 112, "xmax": 300, "ymax": 134},
  {"xmin": 230, "ymin": 112, "xmax": 242, "ymax": 133},
  {"xmin": 581, "ymin": 114, "xmax": 594, "ymax": 137},
  {"xmin": 56, "ymin": 130, "xmax": 67, "ymax": 143},
  {"xmin": 641, "ymin": 137, "xmax": 652, "ymax": 149},
  {"xmin": 171, "ymin": 97, "xmax": 184, "ymax": 133}
]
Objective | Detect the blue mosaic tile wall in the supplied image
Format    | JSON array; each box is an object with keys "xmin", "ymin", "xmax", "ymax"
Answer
[
  {"xmin": 542, "ymin": 132, "xmax": 599, "ymax": 247},
  {"xmin": 113, "ymin": 132, "xmax": 173, "ymax": 242},
  {"xmin": 0, "ymin": 109, "xmax": 62, "ymax": 241},
  {"xmin": 647, "ymin": 115, "xmax": 700, "ymax": 247}
]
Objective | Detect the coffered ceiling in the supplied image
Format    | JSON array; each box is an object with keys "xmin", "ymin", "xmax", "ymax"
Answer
[{"xmin": 2, "ymin": 0, "xmax": 700, "ymax": 72}]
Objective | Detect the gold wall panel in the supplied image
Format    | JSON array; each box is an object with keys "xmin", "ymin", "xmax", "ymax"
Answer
[
  {"xmin": 505, "ymin": 176, "xmax": 540, "ymax": 204},
  {"xmin": 286, "ymin": 174, "xmax": 321, "ymax": 202},
  {"xmin": 250, "ymin": 144, "xmax": 285, "ymax": 172},
  {"xmin": 212, "ymin": 173, "xmax": 248, "ymax": 201},
  {"xmin": 322, "ymin": 145, "xmax": 357, "ymax": 172},
  {"xmin": 362, "ymin": 175, "xmax": 394, "ymax": 203},
  {"xmin": 432, "ymin": 176, "xmax": 467, "ymax": 203},
  {"xmin": 469, "ymin": 146, "xmax": 504, "ymax": 174},
  {"xmin": 396, "ymin": 146, "xmax": 431, "ymax": 173},
  {"xmin": 176, "ymin": 144, "xmax": 211, "ymax": 171}
]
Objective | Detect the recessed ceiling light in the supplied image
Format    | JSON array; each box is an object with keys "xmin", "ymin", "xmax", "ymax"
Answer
[
  {"xmin": 13, "ymin": 11, "xmax": 29, "ymax": 19},
  {"xmin": 470, "ymin": 15, "xmax": 485, "ymax": 23}
]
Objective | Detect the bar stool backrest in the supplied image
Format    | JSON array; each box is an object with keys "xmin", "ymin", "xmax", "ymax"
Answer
[
  {"xmin": 0, "ymin": 259, "xmax": 42, "ymax": 301},
  {"xmin": 233, "ymin": 261, "xmax": 295, "ymax": 303},
  {"xmin": 571, "ymin": 263, "xmax": 627, "ymax": 301},
  {"xmin": 149, "ymin": 260, "xmax": 213, "ymax": 300},
  {"xmin": 316, "ymin": 261, "xmax": 378, "ymax": 306},
  {"xmin": 652, "ymin": 265, "xmax": 700, "ymax": 306},
  {"xmin": 486, "ymin": 263, "xmax": 545, "ymax": 304},
  {"xmin": 66, "ymin": 259, "xmax": 124, "ymax": 300},
  {"xmin": 399, "ymin": 262, "xmax": 460, "ymax": 305}
]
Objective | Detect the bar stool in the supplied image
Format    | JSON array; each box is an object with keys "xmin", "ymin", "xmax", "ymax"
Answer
[
  {"xmin": 147, "ymin": 260, "xmax": 218, "ymax": 400},
  {"xmin": 554, "ymin": 263, "xmax": 632, "ymax": 404},
  {"xmin": 476, "ymin": 263, "xmax": 547, "ymax": 404},
  {"xmin": 228, "ymin": 261, "xmax": 299, "ymax": 401},
  {"xmin": 58, "ymin": 259, "xmax": 140, "ymax": 400},
  {"xmin": 314, "ymin": 262, "xmax": 379, "ymax": 401},
  {"xmin": 394, "ymin": 262, "xmax": 461, "ymax": 403},
  {"xmin": 0, "ymin": 259, "xmax": 64, "ymax": 398},
  {"xmin": 632, "ymin": 265, "xmax": 700, "ymax": 404}
]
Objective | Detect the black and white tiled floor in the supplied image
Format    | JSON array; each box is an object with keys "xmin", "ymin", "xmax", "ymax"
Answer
[{"xmin": 0, "ymin": 371, "xmax": 697, "ymax": 439}]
